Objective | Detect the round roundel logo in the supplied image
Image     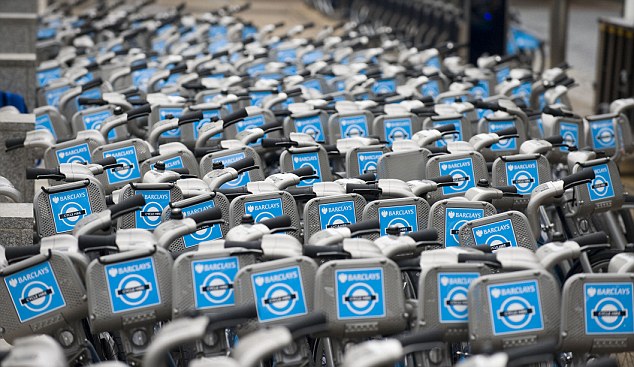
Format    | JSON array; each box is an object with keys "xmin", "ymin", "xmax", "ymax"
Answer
[
  {"xmin": 21, "ymin": 281, "xmax": 54, "ymax": 312},
  {"xmin": 471, "ymin": 85, "xmax": 487, "ymax": 99},
  {"xmin": 140, "ymin": 202, "xmax": 163, "ymax": 227},
  {"xmin": 588, "ymin": 289, "xmax": 627, "ymax": 331},
  {"xmin": 495, "ymin": 135, "xmax": 514, "ymax": 149},
  {"xmin": 344, "ymin": 124, "xmax": 364, "ymax": 138},
  {"xmin": 58, "ymin": 201, "xmax": 85, "ymax": 226},
  {"xmin": 486, "ymin": 234, "xmax": 512, "ymax": 249},
  {"xmin": 115, "ymin": 274, "xmax": 151, "ymax": 307},
  {"xmin": 341, "ymin": 281, "xmax": 379, "ymax": 316},
  {"xmin": 386, "ymin": 122, "xmax": 409, "ymax": 141},
  {"xmin": 385, "ymin": 216, "xmax": 411, "ymax": 231},
  {"xmin": 562, "ymin": 131, "xmax": 577, "ymax": 147},
  {"xmin": 591, "ymin": 176, "xmax": 610, "ymax": 197},
  {"xmin": 596, "ymin": 127, "xmax": 615, "ymax": 146},
  {"xmin": 200, "ymin": 271, "xmax": 233, "ymax": 304},
  {"xmin": 300, "ymin": 125, "xmax": 319, "ymax": 140},
  {"xmin": 260, "ymin": 280, "xmax": 298, "ymax": 316},
  {"xmin": 190, "ymin": 226, "xmax": 213, "ymax": 240},
  {"xmin": 509, "ymin": 167, "xmax": 533, "ymax": 192},
  {"xmin": 496, "ymin": 294, "xmax": 535, "ymax": 330},
  {"xmin": 441, "ymin": 277, "xmax": 469, "ymax": 319},
  {"xmin": 442, "ymin": 165, "xmax": 470, "ymax": 191},
  {"xmin": 111, "ymin": 157, "xmax": 135, "ymax": 180}
]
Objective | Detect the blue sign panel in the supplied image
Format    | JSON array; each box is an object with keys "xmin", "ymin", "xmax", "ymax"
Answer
[
  {"xmin": 378, "ymin": 205, "xmax": 418, "ymax": 236},
  {"xmin": 590, "ymin": 118, "xmax": 616, "ymax": 150},
  {"xmin": 294, "ymin": 115, "xmax": 325, "ymax": 142},
  {"xmin": 357, "ymin": 151, "xmax": 383, "ymax": 175},
  {"xmin": 438, "ymin": 272, "xmax": 480, "ymax": 323},
  {"xmin": 318, "ymin": 201, "xmax": 356, "ymax": 230},
  {"xmin": 487, "ymin": 279, "xmax": 544, "ymax": 335},
  {"xmin": 182, "ymin": 200, "xmax": 223, "ymax": 247},
  {"xmin": 339, "ymin": 115, "xmax": 369, "ymax": 138},
  {"xmin": 472, "ymin": 219, "xmax": 518, "ymax": 251},
  {"xmin": 335, "ymin": 268, "xmax": 385, "ymax": 320},
  {"xmin": 444, "ymin": 208, "xmax": 484, "ymax": 247},
  {"xmin": 56, "ymin": 143, "xmax": 92, "ymax": 164},
  {"xmin": 49, "ymin": 187, "xmax": 92, "ymax": 233},
  {"xmin": 134, "ymin": 190, "xmax": 171, "ymax": 230},
  {"xmin": 384, "ymin": 118, "xmax": 412, "ymax": 144},
  {"xmin": 104, "ymin": 257, "xmax": 161, "ymax": 313},
  {"xmin": 5, "ymin": 261, "xmax": 66, "ymax": 322},
  {"xmin": 505, "ymin": 160, "xmax": 539, "ymax": 195},
  {"xmin": 191, "ymin": 257, "xmax": 239, "ymax": 309},
  {"xmin": 291, "ymin": 152, "xmax": 321, "ymax": 187},
  {"xmin": 587, "ymin": 164, "xmax": 615, "ymax": 202},
  {"xmin": 439, "ymin": 158, "xmax": 476, "ymax": 195},
  {"xmin": 584, "ymin": 282, "xmax": 634, "ymax": 334},
  {"xmin": 251, "ymin": 266, "xmax": 307, "ymax": 322},
  {"xmin": 103, "ymin": 145, "xmax": 141, "ymax": 185},
  {"xmin": 245, "ymin": 198, "xmax": 284, "ymax": 223}
]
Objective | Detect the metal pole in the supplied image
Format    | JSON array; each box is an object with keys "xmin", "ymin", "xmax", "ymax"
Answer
[{"xmin": 549, "ymin": 0, "xmax": 570, "ymax": 67}]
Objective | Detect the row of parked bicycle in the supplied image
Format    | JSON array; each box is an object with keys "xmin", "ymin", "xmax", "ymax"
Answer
[{"xmin": 0, "ymin": 0, "xmax": 633, "ymax": 366}]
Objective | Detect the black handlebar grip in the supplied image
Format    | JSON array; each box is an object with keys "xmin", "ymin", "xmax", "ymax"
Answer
[
  {"xmin": 289, "ymin": 165, "xmax": 315, "ymax": 178},
  {"xmin": 285, "ymin": 87, "xmax": 302, "ymax": 97},
  {"xmin": 223, "ymin": 108, "xmax": 249, "ymax": 126},
  {"xmin": 77, "ymin": 97, "xmax": 107, "ymax": 106},
  {"xmin": 259, "ymin": 215, "xmax": 292, "ymax": 230},
  {"xmin": 354, "ymin": 172, "xmax": 377, "ymax": 182},
  {"xmin": 494, "ymin": 126, "xmax": 518, "ymax": 137},
  {"xmin": 126, "ymin": 103, "xmax": 152, "ymax": 120},
  {"xmin": 346, "ymin": 183, "xmax": 380, "ymax": 193},
  {"xmin": 286, "ymin": 187, "xmax": 317, "ymax": 200},
  {"xmin": 407, "ymin": 228, "xmax": 438, "ymax": 242},
  {"xmin": 435, "ymin": 123, "xmax": 456, "ymax": 133},
  {"xmin": 227, "ymin": 157, "xmax": 255, "ymax": 172},
  {"xmin": 395, "ymin": 329, "xmax": 445, "ymax": 347},
  {"xmin": 284, "ymin": 312, "xmax": 327, "ymax": 336},
  {"xmin": 206, "ymin": 303, "xmax": 258, "ymax": 332},
  {"xmin": 303, "ymin": 21, "xmax": 315, "ymax": 29},
  {"xmin": 77, "ymin": 234, "xmax": 117, "ymax": 252},
  {"xmin": 5, "ymin": 245, "xmax": 41, "ymax": 262},
  {"xmin": 169, "ymin": 63, "xmax": 187, "ymax": 75},
  {"xmin": 457, "ymin": 253, "xmax": 499, "ymax": 263},
  {"xmin": 188, "ymin": 207, "xmax": 223, "ymax": 224},
  {"xmin": 562, "ymin": 168, "xmax": 595, "ymax": 189},
  {"xmin": 303, "ymin": 244, "xmax": 344, "ymax": 258},
  {"xmin": 347, "ymin": 219, "xmax": 380, "ymax": 234},
  {"xmin": 496, "ymin": 185, "xmax": 518, "ymax": 194},
  {"xmin": 428, "ymin": 146, "xmax": 449, "ymax": 154},
  {"xmin": 261, "ymin": 138, "xmax": 295, "ymax": 148},
  {"xmin": 5, "ymin": 137, "xmax": 25, "ymax": 151},
  {"xmin": 26, "ymin": 167, "xmax": 60, "ymax": 180},
  {"xmin": 80, "ymin": 77, "xmax": 103, "ymax": 91},
  {"xmin": 109, "ymin": 194, "xmax": 146, "ymax": 218},
  {"xmin": 544, "ymin": 135, "xmax": 565, "ymax": 145},
  {"xmin": 571, "ymin": 231, "xmax": 609, "ymax": 247},
  {"xmin": 419, "ymin": 96, "xmax": 435, "ymax": 105},
  {"xmin": 130, "ymin": 62, "xmax": 148, "ymax": 72},
  {"xmin": 430, "ymin": 175, "xmax": 454, "ymax": 184},
  {"xmin": 212, "ymin": 50, "xmax": 229, "ymax": 59},
  {"xmin": 91, "ymin": 156, "xmax": 118, "ymax": 167},
  {"xmin": 177, "ymin": 110, "xmax": 204, "ymax": 125}
]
